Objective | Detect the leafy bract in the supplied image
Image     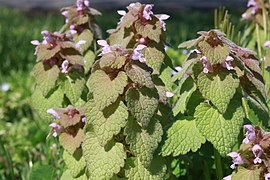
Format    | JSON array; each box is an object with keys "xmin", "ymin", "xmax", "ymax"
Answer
[
  {"xmin": 74, "ymin": 29, "xmax": 93, "ymax": 52},
  {"xmin": 197, "ymin": 70, "xmax": 239, "ymax": 113},
  {"xmin": 99, "ymin": 52, "xmax": 126, "ymax": 69},
  {"xmin": 59, "ymin": 129, "xmax": 84, "ymax": 154},
  {"xmin": 63, "ymin": 149, "xmax": 86, "ymax": 178},
  {"xmin": 161, "ymin": 118, "xmax": 206, "ymax": 156},
  {"xmin": 124, "ymin": 156, "xmax": 167, "ymax": 180},
  {"xmin": 231, "ymin": 166, "xmax": 261, "ymax": 180},
  {"xmin": 85, "ymin": 100, "xmax": 128, "ymax": 146},
  {"xmin": 198, "ymin": 40, "xmax": 230, "ymax": 65},
  {"xmin": 108, "ymin": 27, "xmax": 134, "ymax": 48},
  {"xmin": 34, "ymin": 62, "xmax": 60, "ymax": 96},
  {"xmin": 31, "ymin": 88, "xmax": 64, "ymax": 122},
  {"xmin": 60, "ymin": 170, "xmax": 87, "ymax": 180},
  {"xmin": 82, "ymin": 132, "xmax": 126, "ymax": 179},
  {"xmin": 134, "ymin": 18, "xmax": 162, "ymax": 43},
  {"xmin": 124, "ymin": 117, "xmax": 163, "ymax": 168},
  {"xmin": 87, "ymin": 70, "xmax": 127, "ymax": 110},
  {"xmin": 194, "ymin": 100, "xmax": 244, "ymax": 156},
  {"xmin": 36, "ymin": 44, "xmax": 61, "ymax": 62},
  {"xmin": 143, "ymin": 47, "xmax": 164, "ymax": 74},
  {"xmin": 126, "ymin": 87, "xmax": 159, "ymax": 128},
  {"xmin": 125, "ymin": 63, "xmax": 154, "ymax": 89}
]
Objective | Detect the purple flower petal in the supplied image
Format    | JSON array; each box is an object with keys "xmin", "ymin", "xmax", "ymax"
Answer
[
  {"xmin": 264, "ymin": 41, "xmax": 270, "ymax": 48},
  {"xmin": 143, "ymin": 4, "xmax": 153, "ymax": 20},
  {"xmin": 47, "ymin": 109, "xmax": 61, "ymax": 119}
]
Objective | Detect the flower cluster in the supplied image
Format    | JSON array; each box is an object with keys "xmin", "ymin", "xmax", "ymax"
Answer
[
  {"xmin": 225, "ymin": 125, "xmax": 270, "ymax": 179},
  {"xmin": 242, "ymin": 0, "xmax": 269, "ymax": 23},
  {"xmin": 47, "ymin": 105, "xmax": 86, "ymax": 137},
  {"xmin": 31, "ymin": 30, "xmax": 85, "ymax": 74}
]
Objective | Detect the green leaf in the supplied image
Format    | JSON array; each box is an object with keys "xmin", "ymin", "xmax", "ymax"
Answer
[
  {"xmin": 108, "ymin": 27, "xmax": 134, "ymax": 48},
  {"xmin": 161, "ymin": 118, "xmax": 206, "ymax": 156},
  {"xmin": 126, "ymin": 87, "xmax": 159, "ymax": 128},
  {"xmin": 172, "ymin": 52, "xmax": 200, "ymax": 82},
  {"xmin": 99, "ymin": 52, "xmax": 126, "ymax": 69},
  {"xmin": 231, "ymin": 166, "xmax": 261, "ymax": 180},
  {"xmin": 60, "ymin": 170, "xmax": 87, "ymax": 180},
  {"xmin": 74, "ymin": 29, "xmax": 93, "ymax": 52},
  {"xmin": 83, "ymin": 50, "xmax": 95, "ymax": 73},
  {"xmin": 125, "ymin": 63, "xmax": 154, "ymax": 89},
  {"xmin": 63, "ymin": 149, "xmax": 86, "ymax": 178},
  {"xmin": 159, "ymin": 66, "xmax": 173, "ymax": 90},
  {"xmin": 34, "ymin": 62, "xmax": 60, "ymax": 96},
  {"xmin": 87, "ymin": 70, "xmax": 128, "ymax": 110},
  {"xmin": 29, "ymin": 164, "xmax": 54, "ymax": 180},
  {"xmin": 198, "ymin": 41, "xmax": 230, "ymax": 65},
  {"xmin": 124, "ymin": 117, "xmax": 163, "ymax": 168},
  {"xmin": 124, "ymin": 156, "xmax": 167, "ymax": 180},
  {"xmin": 143, "ymin": 47, "xmax": 165, "ymax": 74},
  {"xmin": 134, "ymin": 18, "xmax": 162, "ymax": 43},
  {"xmin": 85, "ymin": 100, "xmax": 128, "ymax": 146},
  {"xmin": 31, "ymin": 88, "xmax": 64, "ymax": 123},
  {"xmin": 59, "ymin": 129, "xmax": 84, "ymax": 154},
  {"xmin": 82, "ymin": 131, "xmax": 126, "ymax": 179},
  {"xmin": 194, "ymin": 100, "xmax": 244, "ymax": 156},
  {"xmin": 197, "ymin": 70, "xmax": 239, "ymax": 113},
  {"xmin": 173, "ymin": 77, "xmax": 197, "ymax": 116},
  {"xmin": 61, "ymin": 74, "xmax": 85, "ymax": 105}
]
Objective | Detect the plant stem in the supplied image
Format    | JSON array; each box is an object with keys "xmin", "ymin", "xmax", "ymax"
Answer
[
  {"xmin": 203, "ymin": 160, "xmax": 211, "ymax": 180},
  {"xmin": 0, "ymin": 137, "xmax": 15, "ymax": 179},
  {"xmin": 214, "ymin": 148, "xmax": 223, "ymax": 180}
]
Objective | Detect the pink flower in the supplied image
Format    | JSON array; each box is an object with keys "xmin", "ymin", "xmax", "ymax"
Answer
[
  {"xmin": 132, "ymin": 44, "xmax": 146, "ymax": 62},
  {"xmin": 252, "ymin": 144, "xmax": 263, "ymax": 164},
  {"xmin": 143, "ymin": 4, "xmax": 153, "ymax": 21},
  {"xmin": 191, "ymin": 49, "xmax": 201, "ymax": 54},
  {"xmin": 97, "ymin": 40, "xmax": 112, "ymax": 56},
  {"xmin": 166, "ymin": 92, "xmax": 174, "ymax": 97},
  {"xmin": 75, "ymin": 40, "xmax": 87, "ymax": 52},
  {"xmin": 41, "ymin": 30, "xmax": 55, "ymax": 46},
  {"xmin": 158, "ymin": 14, "xmax": 170, "ymax": 31},
  {"xmin": 264, "ymin": 41, "xmax": 270, "ymax": 48},
  {"xmin": 265, "ymin": 173, "xmax": 270, "ymax": 180},
  {"xmin": 200, "ymin": 56, "xmax": 212, "ymax": 73},
  {"xmin": 70, "ymin": 25, "xmax": 77, "ymax": 35},
  {"xmin": 227, "ymin": 152, "xmax": 244, "ymax": 169},
  {"xmin": 82, "ymin": 117, "xmax": 86, "ymax": 123},
  {"xmin": 222, "ymin": 55, "xmax": 234, "ymax": 70},
  {"xmin": 247, "ymin": 0, "xmax": 257, "ymax": 7},
  {"xmin": 61, "ymin": 60, "xmax": 69, "ymax": 73},
  {"xmin": 47, "ymin": 109, "xmax": 61, "ymax": 119},
  {"xmin": 243, "ymin": 124, "xmax": 256, "ymax": 143},
  {"xmin": 84, "ymin": 0, "xmax": 89, "ymax": 7},
  {"xmin": 223, "ymin": 175, "xmax": 231, "ymax": 180},
  {"xmin": 49, "ymin": 123, "xmax": 64, "ymax": 137}
]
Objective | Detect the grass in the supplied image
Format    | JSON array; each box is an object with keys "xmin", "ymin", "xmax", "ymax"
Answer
[{"xmin": 0, "ymin": 6, "xmax": 243, "ymax": 179}]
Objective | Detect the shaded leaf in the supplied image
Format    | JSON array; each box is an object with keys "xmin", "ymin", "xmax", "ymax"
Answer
[
  {"xmin": 126, "ymin": 87, "xmax": 159, "ymax": 128},
  {"xmin": 82, "ymin": 131, "xmax": 126, "ymax": 179},
  {"xmin": 85, "ymin": 100, "xmax": 128, "ymax": 146},
  {"xmin": 124, "ymin": 117, "xmax": 163, "ymax": 168},
  {"xmin": 34, "ymin": 62, "xmax": 60, "ymax": 96},
  {"xmin": 143, "ymin": 47, "xmax": 165, "ymax": 74},
  {"xmin": 63, "ymin": 149, "xmax": 86, "ymax": 178}
]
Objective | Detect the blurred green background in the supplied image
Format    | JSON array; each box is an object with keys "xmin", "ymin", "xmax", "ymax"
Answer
[{"xmin": 0, "ymin": 4, "xmax": 244, "ymax": 179}]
